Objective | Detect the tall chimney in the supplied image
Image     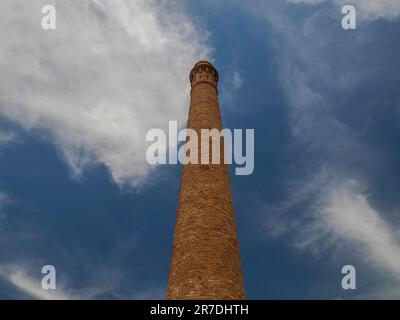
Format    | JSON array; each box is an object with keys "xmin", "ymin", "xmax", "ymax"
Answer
[{"xmin": 167, "ymin": 61, "xmax": 245, "ymax": 300}]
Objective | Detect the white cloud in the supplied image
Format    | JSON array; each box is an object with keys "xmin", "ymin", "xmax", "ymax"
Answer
[
  {"xmin": 232, "ymin": 71, "xmax": 244, "ymax": 90},
  {"xmin": 246, "ymin": 0, "xmax": 400, "ymax": 296},
  {"xmin": 266, "ymin": 173, "xmax": 400, "ymax": 292},
  {"xmin": 0, "ymin": 262, "xmax": 130, "ymax": 300},
  {"xmin": 288, "ymin": 0, "xmax": 400, "ymax": 21},
  {"xmin": 0, "ymin": 130, "xmax": 15, "ymax": 146},
  {"xmin": 0, "ymin": 192, "xmax": 12, "ymax": 219},
  {"xmin": 303, "ymin": 179, "xmax": 400, "ymax": 279},
  {"xmin": 0, "ymin": 0, "xmax": 210, "ymax": 188},
  {"xmin": 0, "ymin": 262, "xmax": 167, "ymax": 300},
  {"xmin": 0, "ymin": 265, "xmax": 75, "ymax": 300}
]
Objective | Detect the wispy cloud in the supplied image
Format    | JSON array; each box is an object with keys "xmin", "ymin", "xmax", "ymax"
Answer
[
  {"xmin": 0, "ymin": 265, "xmax": 75, "ymax": 300},
  {"xmin": 0, "ymin": 262, "xmax": 158, "ymax": 300},
  {"xmin": 0, "ymin": 262, "xmax": 167, "ymax": 300},
  {"xmin": 0, "ymin": 0, "xmax": 210, "ymax": 188},
  {"xmin": 315, "ymin": 180, "xmax": 400, "ymax": 278},
  {"xmin": 265, "ymin": 171, "xmax": 400, "ymax": 297},
  {"xmin": 0, "ymin": 130, "xmax": 15, "ymax": 146},
  {"xmin": 232, "ymin": 71, "xmax": 244, "ymax": 91},
  {"xmin": 0, "ymin": 191, "xmax": 13, "ymax": 219},
  {"xmin": 269, "ymin": 175, "xmax": 400, "ymax": 277},
  {"xmin": 238, "ymin": 0, "xmax": 400, "ymax": 297}
]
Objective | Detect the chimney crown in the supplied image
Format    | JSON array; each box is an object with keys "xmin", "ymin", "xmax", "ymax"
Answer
[{"xmin": 189, "ymin": 61, "xmax": 219, "ymax": 92}]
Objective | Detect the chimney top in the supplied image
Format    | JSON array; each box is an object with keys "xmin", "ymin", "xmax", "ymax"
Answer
[
  {"xmin": 189, "ymin": 60, "xmax": 219, "ymax": 89},
  {"xmin": 193, "ymin": 60, "xmax": 214, "ymax": 68}
]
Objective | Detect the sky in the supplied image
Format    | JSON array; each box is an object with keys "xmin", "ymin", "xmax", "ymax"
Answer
[{"xmin": 0, "ymin": 0, "xmax": 399, "ymax": 299}]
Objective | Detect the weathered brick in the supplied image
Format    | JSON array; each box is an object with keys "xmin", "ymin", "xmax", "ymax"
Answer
[{"xmin": 167, "ymin": 61, "xmax": 245, "ymax": 300}]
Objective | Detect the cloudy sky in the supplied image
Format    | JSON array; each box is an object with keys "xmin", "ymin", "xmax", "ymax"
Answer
[{"xmin": 0, "ymin": 0, "xmax": 399, "ymax": 299}]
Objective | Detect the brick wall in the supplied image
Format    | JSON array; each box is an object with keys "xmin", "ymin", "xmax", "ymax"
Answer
[{"xmin": 167, "ymin": 61, "xmax": 245, "ymax": 300}]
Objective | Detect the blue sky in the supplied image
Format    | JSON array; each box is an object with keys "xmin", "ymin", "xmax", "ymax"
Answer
[{"xmin": 0, "ymin": 0, "xmax": 400, "ymax": 299}]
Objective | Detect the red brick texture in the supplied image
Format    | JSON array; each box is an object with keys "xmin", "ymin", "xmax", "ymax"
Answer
[{"xmin": 167, "ymin": 61, "xmax": 245, "ymax": 300}]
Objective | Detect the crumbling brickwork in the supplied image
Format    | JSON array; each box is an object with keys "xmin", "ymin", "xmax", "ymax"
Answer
[{"xmin": 167, "ymin": 61, "xmax": 245, "ymax": 300}]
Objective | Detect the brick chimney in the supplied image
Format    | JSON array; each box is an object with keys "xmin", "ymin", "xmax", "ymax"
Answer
[{"xmin": 167, "ymin": 61, "xmax": 245, "ymax": 299}]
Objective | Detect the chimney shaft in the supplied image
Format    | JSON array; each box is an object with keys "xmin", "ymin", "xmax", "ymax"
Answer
[{"xmin": 167, "ymin": 61, "xmax": 245, "ymax": 300}]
